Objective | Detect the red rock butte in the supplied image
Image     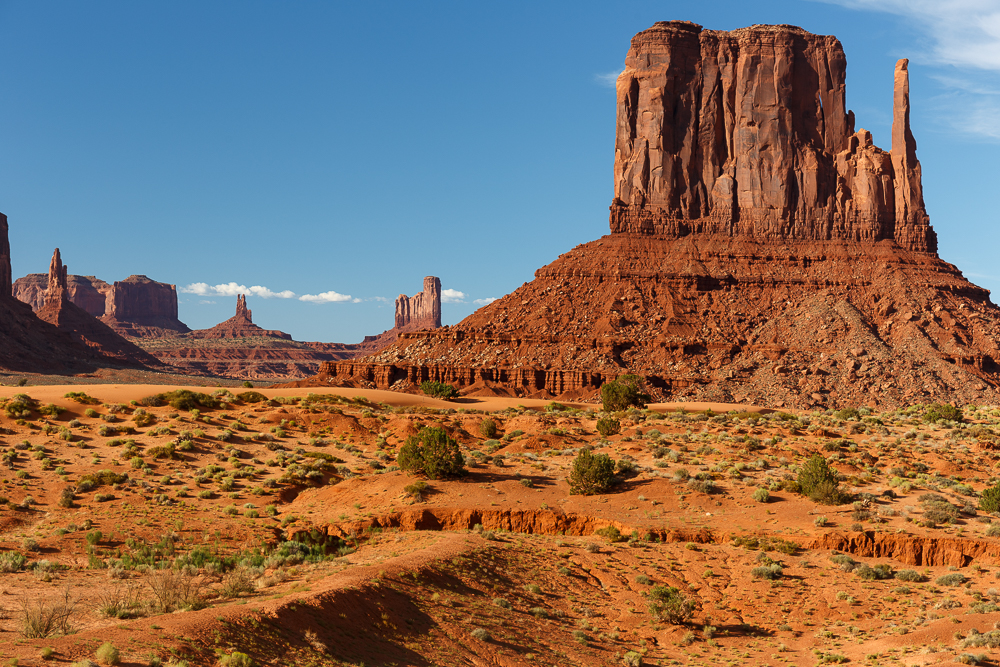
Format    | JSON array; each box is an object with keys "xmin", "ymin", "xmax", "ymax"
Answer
[{"xmin": 289, "ymin": 21, "xmax": 1000, "ymax": 408}]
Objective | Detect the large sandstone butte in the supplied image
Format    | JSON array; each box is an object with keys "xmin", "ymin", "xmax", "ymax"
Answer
[
  {"xmin": 0, "ymin": 218, "xmax": 161, "ymax": 373},
  {"xmin": 293, "ymin": 22, "xmax": 1000, "ymax": 409},
  {"xmin": 395, "ymin": 277, "xmax": 442, "ymax": 331},
  {"xmin": 13, "ymin": 272, "xmax": 189, "ymax": 338}
]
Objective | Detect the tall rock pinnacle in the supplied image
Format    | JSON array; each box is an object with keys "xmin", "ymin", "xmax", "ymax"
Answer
[
  {"xmin": 610, "ymin": 21, "xmax": 936, "ymax": 253},
  {"xmin": 234, "ymin": 294, "xmax": 252, "ymax": 323},
  {"xmin": 45, "ymin": 248, "xmax": 68, "ymax": 307},
  {"xmin": 0, "ymin": 213, "xmax": 10, "ymax": 298}
]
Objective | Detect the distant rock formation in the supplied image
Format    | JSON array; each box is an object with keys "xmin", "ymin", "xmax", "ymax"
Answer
[
  {"xmin": 395, "ymin": 277, "xmax": 442, "ymax": 331},
  {"xmin": 190, "ymin": 294, "xmax": 293, "ymax": 340},
  {"xmin": 286, "ymin": 23, "xmax": 1000, "ymax": 409},
  {"xmin": 34, "ymin": 249, "xmax": 166, "ymax": 369},
  {"xmin": 13, "ymin": 271, "xmax": 189, "ymax": 338},
  {"xmin": 608, "ymin": 22, "xmax": 935, "ymax": 253}
]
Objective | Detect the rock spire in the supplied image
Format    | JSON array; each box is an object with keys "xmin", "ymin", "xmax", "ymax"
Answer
[
  {"xmin": 0, "ymin": 213, "xmax": 10, "ymax": 298},
  {"xmin": 395, "ymin": 277, "xmax": 442, "ymax": 331},
  {"xmin": 45, "ymin": 248, "xmax": 68, "ymax": 307},
  {"xmin": 610, "ymin": 21, "xmax": 936, "ymax": 253}
]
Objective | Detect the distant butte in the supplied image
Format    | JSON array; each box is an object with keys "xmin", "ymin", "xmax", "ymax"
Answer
[{"xmin": 289, "ymin": 22, "xmax": 1000, "ymax": 409}]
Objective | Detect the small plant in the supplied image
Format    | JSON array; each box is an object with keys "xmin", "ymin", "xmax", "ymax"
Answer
[
  {"xmin": 895, "ymin": 569, "xmax": 925, "ymax": 582},
  {"xmin": 924, "ymin": 403, "xmax": 962, "ymax": 423},
  {"xmin": 419, "ymin": 381, "xmax": 458, "ymax": 400},
  {"xmin": 568, "ymin": 450, "xmax": 616, "ymax": 495},
  {"xmin": 646, "ymin": 585, "xmax": 695, "ymax": 624},
  {"xmin": 981, "ymin": 483, "xmax": 1000, "ymax": 513},
  {"xmin": 94, "ymin": 642, "xmax": 120, "ymax": 665},
  {"xmin": 20, "ymin": 589, "xmax": 76, "ymax": 638},
  {"xmin": 622, "ymin": 651, "xmax": 642, "ymax": 667},
  {"xmin": 470, "ymin": 627, "xmax": 491, "ymax": 641},
  {"xmin": 798, "ymin": 454, "xmax": 847, "ymax": 505},
  {"xmin": 600, "ymin": 375, "xmax": 650, "ymax": 412},
  {"xmin": 478, "ymin": 418, "xmax": 498, "ymax": 438},
  {"xmin": 596, "ymin": 416, "xmax": 621, "ymax": 437},
  {"xmin": 217, "ymin": 653, "xmax": 255, "ymax": 667},
  {"xmin": 397, "ymin": 427, "xmax": 465, "ymax": 479},
  {"xmin": 752, "ymin": 487, "xmax": 770, "ymax": 503},
  {"xmin": 936, "ymin": 573, "xmax": 967, "ymax": 587}
]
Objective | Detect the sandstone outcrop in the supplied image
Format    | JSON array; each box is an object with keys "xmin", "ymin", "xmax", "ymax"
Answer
[
  {"xmin": 13, "ymin": 271, "xmax": 189, "ymax": 338},
  {"xmin": 190, "ymin": 294, "xmax": 292, "ymax": 340},
  {"xmin": 286, "ymin": 23, "xmax": 1000, "ymax": 408},
  {"xmin": 0, "ymin": 213, "xmax": 10, "ymax": 298},
  {"xmin": 34, "ymin": 249, "xmax": 166, "ymax": 369},
  {"xmin": 396, "ymin": 277, "xmax": 442, "ymax": 331},
  {"xmin": 609, "ymin": 22, "xmax": 936, "ymax": 254}
]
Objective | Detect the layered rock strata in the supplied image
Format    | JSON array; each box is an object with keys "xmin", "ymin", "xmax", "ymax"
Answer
[
  {"xmin": 285, "ymin": 22, "xmax": 1000, "ymax": 408},
  {"xmin": 14, "ymin": 273, "xmax": 110, "ymax": 316}
]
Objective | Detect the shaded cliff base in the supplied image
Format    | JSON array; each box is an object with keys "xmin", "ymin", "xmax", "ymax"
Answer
[{"xmin": 4, "ymin": 385, "xmax": 1000, "ymax": 665}]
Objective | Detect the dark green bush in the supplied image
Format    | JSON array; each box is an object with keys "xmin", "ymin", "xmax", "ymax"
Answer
[
  {"xmin": 981, "ymin": 484, "xmax": 1000, "ymax": 513},
  {"xmin": 798, "ymin": 455, "xmax": 847, "ymax": 505},
  {"xmin": 420, "ymin": 381, "xmax": 458, "ymax": 400},
  {"xmin": 397, "ymin": 427, "xmax": 465, "ymax": 479},
  {"xmin": 478, "ymin": 418, "xmax": 498, "ymax": 439},
  {"xmin": 646, "ymin": 585, "xmax": 695, "ymax": 624},
  {"xmin": 855, "ymin": 563, "xmax": 893, "ymax": 581},
  {"xmin": 596, "ymin": 416, "xmax": 621, "ymax": 437},
  {"xmin": 568, "ymin": 450, "xmax": 616, "ymax": 496},
  {"xmin": 144, "ymin": 390, "xmax": 219, "ymax": 411},
  {"xmin": 600, "ymin": 374, "xmax": 650, "ymax": 412},
  {"xmin": 237, "ymin": 391, "xmax": 269, "ymax": 404}
]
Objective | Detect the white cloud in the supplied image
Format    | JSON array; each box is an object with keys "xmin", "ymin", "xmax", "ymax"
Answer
[
  {"xmin": 595, "ymin": 69, "xmax": 624, "ymax": 87},
  {"xmin": 299, "ymin": 291, "xmax": 353, "ymax": 303},
  {"xmin": 179, "ymin": 282, "xmax": 296, "ymax": 299},
  {"xmin": 442, "ymin": 288, "xmax": 466, "ymax": 303},
  {"xmin": 813, "ymin": 0, "xmax": 1000, "ymax": 138},
  {"xmin": 198, "ymin": 299, "xmax": 216, "ymax": 305},
  {"xmin": 473, "ymin": 297, "xmax": 498, "ymax": 306}
]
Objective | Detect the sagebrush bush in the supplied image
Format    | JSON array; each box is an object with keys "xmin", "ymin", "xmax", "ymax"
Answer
[
  {"xmin": 568, "ymin": 450, "xmax": 615, "ymax": 495},
  {"xmin": 94, "ymin": 642, "xmax": 120, "ymax": 665},
  {"xmin": 596, "ymin": 416, "xmax": 621, "ymax": 437},
  {"xmin": 419, "ymin": 381, "xmax": 458, "ymax": 400},
  {"xmin": 647, "ymin": 585, "xmax": 694, "ymax": 624},
  {"xmin": 397, "ymin": 427, "xmax": 465, "ymax": 479},
  {"xmin": 478, "ymin": 418, "xmax": 498, "ymax": 438},
  {"xmin": 600, "ymin": 375, "xmax": 650, "ymax": 412},
  {"xmin": 798, "ymin": 455, "xmax": 847, "ymax": 505}
]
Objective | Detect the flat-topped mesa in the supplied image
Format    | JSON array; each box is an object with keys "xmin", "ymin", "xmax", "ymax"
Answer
[
  {"xmin": 395, "ymin": 276, "xmax": 442, "ymax": 332},
  {"xmin": 610, "ymin": 21, "xmax": 937, "ymax": 253}
]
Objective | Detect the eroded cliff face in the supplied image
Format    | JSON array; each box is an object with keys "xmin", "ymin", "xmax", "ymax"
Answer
[
  {"xmin": 609, "ymin": 21, "xmax": 935, "ymax": 253},
  {"xmin": 13, "ymin": 274, "xmax": 110, "ymax": 316},
  {"xmin": 395, "ymin": 277, "xmax": 442, "ymax": 331},
  {"xmin": 0, "ymin": 213, "xmax": 10, "ymax": 298},
  {"xmin": 101, "ymin": 275, "xmax": 190, "ymax": 337}
]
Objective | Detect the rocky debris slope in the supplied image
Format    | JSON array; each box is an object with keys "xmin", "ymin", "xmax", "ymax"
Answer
[
  {"xmin": 291, "ymin": 22, "xmax": 1000, "ymax": 408},
  {"xmin": 13, "ymin": 271, "xmax": 189, "ymax": 338},
  {"xmin": 34, "ymin": 249, "xmax": 167, "ymax": 369}
]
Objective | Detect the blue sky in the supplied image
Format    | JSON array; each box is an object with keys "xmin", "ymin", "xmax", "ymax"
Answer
[{"xmin": 3, "ymin": 0, "xmax": 1000, "ymax": 342}]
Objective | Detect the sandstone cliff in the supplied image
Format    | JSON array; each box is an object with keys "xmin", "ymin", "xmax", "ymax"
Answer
[
  {"xmin": 609, "ymin": 22, "xmax": 936, "ymax": 253},
  {"xmin": 0, "ymin": 213, "xmax": 10, "ymax": 298},
  {"xmin": 14, "ymin": 273, "xmax": 110, "ymax": 316},
  {"xmin": 285, "ymin": 23, "xmax": 1000, "ymax": 409},
  {"xmin": 34, "ymin": 249, "xmax": 166, "ymax": 369}
]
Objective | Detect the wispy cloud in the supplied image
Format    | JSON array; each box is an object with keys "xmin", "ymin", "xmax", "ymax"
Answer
[
  {"xmin": 814, "ymin": 0, "xmax": 1000, "ymax": 139},
  {"xmin": 299, "ymin": 291, "xmax": 353, "ymax": 303},
  {"xmin": 181, "ymin": 282, "xmax": 296, "ymax": 299},
  {"xmin": 473, "ymin": 297, "xmax": 498, "ymax": 306},
  {"xmin": 442, "ymin": 288, "xmax": 466, "ymax": 303},
  {"xmin": 181, "ymin": 281, "xmax": 355, "ymax": 303},
  {"xmin": 594, "ymin": 69, "xmax": 624, "ymax": 87}
]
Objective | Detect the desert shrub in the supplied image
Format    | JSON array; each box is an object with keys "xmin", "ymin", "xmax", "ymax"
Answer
[
  {"xmin": 420, "ymin": 381, "xmax": 458, "ymax": 400},
  {"xmin": 147, "ymin": 443, "xmax": 179, "ymax": 460},
  {"xmin": 596, "ymin": 416, "xmax": 621, "ymax": 437},
  {"xmin": 834, "ymin": 407, "xmax": 860, "ymax": 421},
  {"xmin": 470, "ymin": 627, "xmax": 491, "ymax": 641},
  {"xmin": 64, "ymin": 392, "xmax": 99, "ymax": 404},
  {"xmin": 595, "ymin": 526, "xmax": 624, "ymax": 543},
  {"xmin": 94, "ymin": 642, "xmax": 120, "ymax": 665},
  {"xmin": 220, "ymin": 567, "xmax": 258, "ymax": 598},
  {"xmin": 600, "ymin": 375, "xmax": 650, "ymax": 412},
  {"xmin": 146, "ymin": 569, "xmax": 203, "ymax": 612},
  {"xmin": 131, "ymin": 409, "xmax": 154, "ymax": 427},
  {"xmin": 647, "ymin": 585, "xmax": 694, "ymax": 624},
  {"xmin": 236, "ymin": 391, "xmax": 268, "ymax": 404},
  {"xmin": 981, "ymin": 484, "xmax": 1000, "ymax": 513},
  {"xmin": 20, "ymin": 589, "xmax": 76, "ymax": 638},
  {"xmin": 217, "ymin": 653, "xmax": 255, "ymax": 667},
  {"xmin": 38, "ymin": 403, "xmax": 62, "ymax": 417},
  {"xmin": 798, "ymin": 455, "xmax": 847, "ymax": 505},
  {"xmin": 0, "ymin": 551, "xmax": 26, "ymax": 572},
  {"xmin": 145, "ymin": 390, "xmax": 218, "ymax": 412},
  {"xmin": 895, "ymin": 569, "xmax": 925, "ymax": 582},
  {"xmin": 936, "ymin": 573, "xmax": 966, "ymax": 587},
  {"xmin": 622, "ymin": 651, "xmax": 642, "ymax": 667},
  {"xmin": 397, "ymin": 427, "xmax": 465, "ymax": 479},
  {"xmin": 78, "ymin": 470, "xmax": 127, "ymax": 490},
  {"xmin": 478, "ymin": 418, "xmax": 498, "ymax": 438},
  {"xmin": 4, "ymin": 393, "xmax": 35, "ymax": 418},
  {"xmin": 924, "ymin": 403, "xmax": 962, "ymax": 423},
  {"xmin": 921, "ymin": 494, "xmax": 959, "ymax": 525},
  {"xmin": 855, "ymin": 564, "xmax": 893, "ymax": 581},
  {"xmin": 568, "ymin": 450, "xmax": 616, "ymax": 496},
  {"xmin": 752, "ymin": 488, "xmax": 770, "ymax": 503},
  {"xmin": 751, "ymin": 564, "xmax": 783, "ymax": 580}
]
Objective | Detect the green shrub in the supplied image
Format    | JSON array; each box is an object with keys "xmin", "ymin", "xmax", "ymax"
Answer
[
  {"xmin": 478, "ymin": 418, "xmax": 498, "ymax": 438},
  {"xmin": 855, "ymin": 564, "xmax": 893, "ymax": 581},
  {"xmin": 397, "ymin": 427, "xmax": 465, "ymax": 479},
  {"xmin": 600, "ymin": 375, "xmax": 650, "ymax": 412},
  {"xmin": 924, "ymin": 403, "xmax": 962, "ymax": 423},
  {"xmin": 595, "ymin": 526, "xmax": 624, "ymax": 543},
  {"xmin": 142, "ymin": 390, "xmax": 218, "ymax": 412},
  {"xmin": 596, "ymin": 416, "xmax": 621, "ymax": 437},
  {"xmin": 752, "ymin": 488, "xmax": 770, "ymax": 503},
  {"xmin": 798, "ymin": 455, "xmax": 847, "ymax": 505},
  {"xmin": 64, "ymin": 392, "xmax": 99, "ymax": 405},
  {"xmin": 419, "ymin": 381, "xmax": 458, "ymax": 400},
  {"xmin": 646, "ymin": 585, "xmax": 694, "ymax": 624},
  {"xmin": 236, "ymin": 391, "xmax": 268, "ymax": 404},
  {"xmin": 751, "ymin": 564, "xmax": 783, "ymax": 580},
  {"xmin": 936, "ymin": 573, "xmax": 966, "ymax": 587},
  {"xmin": 981, "ymin": 484, "xmax": 1000, "ymax": 513},
  {"xmin": 568, "ymin": 450, "xmax": 615, "ymax": 496},
  {"xmin": 217, "ymin": 653, "xmax": 255, "ymax": 667},
  {"xmin": 94, "ymin": 642, "xmax": 120, "ymax": 665}
]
